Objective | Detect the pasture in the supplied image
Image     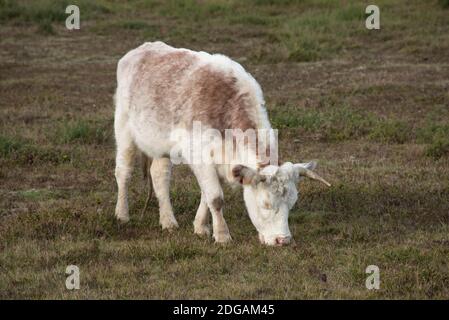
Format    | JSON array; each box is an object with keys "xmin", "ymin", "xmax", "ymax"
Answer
[{"xmin": 0, "ymin": 0, "xmax": 448, "ymax": 299}]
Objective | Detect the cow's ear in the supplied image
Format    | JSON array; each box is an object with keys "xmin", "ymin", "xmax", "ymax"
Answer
[
  {"xmin": 298, "ymin": 161, "xmax": 317, "ymax": 171},
  {"xmin": 232, "ymin": 165, "xmax": 258, "ymax": 185}
]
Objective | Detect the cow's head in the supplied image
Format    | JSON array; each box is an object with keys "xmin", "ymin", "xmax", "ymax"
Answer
[{"xmin": 232, "ymin": 161, "xmax": 331, "ymax": 246}]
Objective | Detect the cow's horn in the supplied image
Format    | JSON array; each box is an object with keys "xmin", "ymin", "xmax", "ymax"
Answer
[{"xmin": 297, "ymin": 167, "xmax": 331, "ymax": 187}]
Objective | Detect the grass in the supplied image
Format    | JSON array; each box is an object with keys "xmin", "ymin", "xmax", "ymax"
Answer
[
  {"xmin": 0, "ymin": 135, "xmax": 73, "ymax": 165},
  {"xmin": 0, "ymin": 135, "xmax": 26, "ymax": 157},
  {"xmin": 417, "ymin": 123, "xmax": 449, "ymax": 159},
  {"xmin": 277, "ymin": 4, "xmax": 366, "ymax": 62},
  {"xmin": 37, "ymin": 19, "xmax": 55, "ymax": 35},
  {"xmin": 18, "ymin": 188, "xmax": 63, "ymax": 201},
  {"xmin": 271, "ymin": 105, "xmax": 448, "ymax": 155},
  {"xmin": 425, "ymin": 138, "xmax": 449, "ymax": 159},
  {"xmin": 270, "ymin": 105, "xmax": 408, "ymax": 143},
  {"xmin": 0, "ymin": 0, "xmax": 448, "ymax": 299},
  {"xmin": 439, "ymin": 0, "xmax": 449, "ymax": 9},
  {"xmin": 368, "ymin": 120, "xmax": 410, "ymax": 144},
  {"xmin": 55, "ymin": 120, "xmax": 111, "ymax": 145},
  {"xmin": 118, "ymin": 20, "xmax": 151, "ymax": 30}
]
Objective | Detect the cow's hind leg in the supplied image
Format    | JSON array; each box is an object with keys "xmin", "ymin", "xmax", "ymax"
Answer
[
  {"xmin": 150, "ymin": 157, "xmax": 178, "ymax": 230},
  {"xmin": 193, "ymin": 192, "xmax": 211, "ymax": 236},
  {"xmin": 114, "ymin": 127, "xmax": 136, "ymax": 223}
]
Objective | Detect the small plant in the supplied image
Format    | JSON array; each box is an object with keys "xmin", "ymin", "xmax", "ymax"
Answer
[
  {"xmin": 425, "ymin": 138, "xmax": 449, "ymax": 159},
  {"xmin": 324, "ymin": 107, "xmax": 374, "ymax": 141},
  {"xmin": 369, "ymin": 120, "xmax": 410, "ymax": 144},
  {"xmin": 270, "ymin": 105, "xmax": 375, "ymax": 141},
  {"xmin": 120, "ymin": 20, "xmax": 150, "ymax": 30},
  {"xmin": 37, "ymin": 19, "xmax": 55, "ymax": 35},
  {"xmin": 0, "ymin": 135, "xmax": 72, "ymax": 165},
  {"xmin": 0, "ymin": 0, "xmax": 21, "ymax": 21},
  {"xmin": 417, "ymin": 123, "xmax": 449, "ymax": 159},
  {"xmin": 229, "ymin": 15, "xmax": 270, "ymax": 26},
  {"xmin": 288, "ymin": 44, "xmax": 319, "ymax": 62},
  {"xmin": 417, "ymin": 123, "xmax": 449, "ymax": 144},
  {"xmin": 58, "ymin": 120, "xmax": 110, "ymax": 144},
  {"xmin": 337, "ymin": 5, "xmax": 364, "ymax": 22},
  {"xmin": 0, "ymin": 135, "xmax": 26, "ymax": 157},
  {"xmin": 439, "ymin": 0, "xmax": 449, "ymax": 9},
  {"xmin": 18, "ymin": 188, "xmax": 61, "ymax": 201}
]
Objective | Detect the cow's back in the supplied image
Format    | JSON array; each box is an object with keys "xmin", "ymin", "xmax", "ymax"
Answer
[
  {"xmin": 117, "ymin": 42, "xmax": 200, "ymax": 124},
  {"xmin": 115, "ymin": 41, "xmax": 269, "ymax": 158}
]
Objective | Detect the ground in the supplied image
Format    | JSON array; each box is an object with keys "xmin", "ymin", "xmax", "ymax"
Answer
[{"xmin": 0, "ymin": 0, "xmax": 448, "ymax": 299}]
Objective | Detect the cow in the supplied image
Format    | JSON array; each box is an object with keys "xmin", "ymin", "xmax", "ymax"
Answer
[{"xmin": 114, "ymin": 41, "xmax": 330, "ymax": 246}]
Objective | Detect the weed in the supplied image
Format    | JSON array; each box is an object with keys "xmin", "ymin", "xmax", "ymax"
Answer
[
  {"xmin": 369, "ymin": 120, "xmax": 410, "ymax": 144},
  {"xmin": 270, "ymin": 106, "xmax": 375, "ymax": 141},
  {"xmin": 37, "ymin": 19, "xmax": 55, "ymax": 35},
  {"xmin": 439, "ymin": 0, "xmax": 449, "ymax": 9},
  {"xmin": 0, "ymin": 135, "xmax": 73, "ymax": 165},
  {"xmin": 425, "ymin": 138, "xmax": 449, "ymax": 159},
  {"xmin": 56, "ymin": 120, "xmax": 111, "ymax": 145}
]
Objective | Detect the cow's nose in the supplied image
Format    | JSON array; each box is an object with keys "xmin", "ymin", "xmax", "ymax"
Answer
[{"xmin": 275, "ymin": 236, "xmax": 291, "ymax": 246}]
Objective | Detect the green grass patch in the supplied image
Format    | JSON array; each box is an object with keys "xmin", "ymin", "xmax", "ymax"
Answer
[
  {"xmin": 56, "ymin": 120, "xmax": 111, "ymax": 145},
  {"xmin": 0, "ymin": 134, "xmax": 73, "ymax": 165},
  {"xmin": 368, "ymin": 120, "xmax": 410, "ymax": 144},
  {"xmin": 425, "ymin": 138, "xmax": 449, "ymax": 159},
  {"xmin": 37, "ymin": 19, "xmax": 55, "ymax": 35},
  {"xmin": 270, "ymin": 105, "xmax": 447, "ymax": 150},
  {"xmin": 417, "ymin": 123, "xmax": 449, "ymax": 144},
  {"xmin": 336, "ymin": 4, "xmax": 365, "ymax": 22},
  {"xmin": 417, "ymin": 123, "xmax": 449, "ymax": 159},
  {"xmin": 228, "ymin": 14, "xmax": 272, "ymax": 26},
  {"xmin": 270, "ymin": 105, "xmax": 375, "ymax": 141},
  {"xmin": 158, "ymin": 0, "xmax": 232, "ymax": 22},
  {"xmin": 274, "ymin": 4, "xmax": 365, "ymax": 62},
  {"xmin": 18, "ymin": 188, "xmax": 63, "ymax": 201},
  {"xmin": 439, "ymin": 0, "xmax": 449, "ymax": 9},
  {"xmin": 118, "ymin": 20, "xmax": 151, "ymax": 30},
  {"xmin": 0, "ymin": 135, "xmax": 26, "ymax": 157},
  {"xmin": 92, "ymin": 19, "xmax": 161, "ymax": 37}
]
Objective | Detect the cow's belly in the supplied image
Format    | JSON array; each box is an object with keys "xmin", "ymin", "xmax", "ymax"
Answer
[
  {"xmin": 128, "ymin": 114, "xmax": 187, "ymax": 160},
  {"xmin": 131, "ymin": 123, "xmax": 172, "ymax": 158}
]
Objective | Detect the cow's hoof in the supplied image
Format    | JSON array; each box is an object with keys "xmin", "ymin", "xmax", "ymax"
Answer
[
  {"xmin": 194, "ymin": 224, "xmax": 211, "ymax": 237},
  {"xmin": 160, "ymin": 220, "xmax": 179, "ymax": 231},
  {"xmin": 115, "ymin": 211, "xmax": 130, "ymax": 224},
  {"xmin": 214, "ymin": 232, "xmax": 232, "ymax": 244}
]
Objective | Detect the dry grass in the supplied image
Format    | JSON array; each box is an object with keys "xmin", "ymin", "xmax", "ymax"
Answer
[{"xmin": 0, "ymin": 0, "xmax": 448, "ymax": 299}]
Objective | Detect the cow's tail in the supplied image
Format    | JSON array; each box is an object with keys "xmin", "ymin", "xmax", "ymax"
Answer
[{"xmin": 140, "ymin": 152, "xmax": 153, "ymax": 214}]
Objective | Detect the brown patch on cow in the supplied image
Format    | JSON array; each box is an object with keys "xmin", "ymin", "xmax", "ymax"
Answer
[
  {"xmin": 189, "ymin": 66, "xmax": 257, "ymax": 133},
  {"xmin": 211, "ymin": 196, "xmax": 224, "ymax": 211},
  {"xmin": 187, "ymin": 66, "xmax": 270, "ymax": 162},
  {"xmin": 129, "ymin": 49, "xmax": 198, "ymax": 123}
]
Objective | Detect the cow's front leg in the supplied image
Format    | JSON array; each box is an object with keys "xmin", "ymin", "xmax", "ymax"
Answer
[
  {"xmin": 191, "ymin": 165, "xmax": 231, "ymax": 243},
  {"xmin": 193, "ymin": 192, "xmax": 211, "ymax": 236},
  {"xmin": 150, "ymin": 157, "xmax": 178, "ymax": 230},
  {"xmin": 114, "ymin": 128, "xmax": 136, "ymax": 223}
]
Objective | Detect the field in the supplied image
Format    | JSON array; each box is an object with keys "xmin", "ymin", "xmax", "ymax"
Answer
[{"xmin": 0, "ymin": 0, "xmax": 448, "ymax": 299}]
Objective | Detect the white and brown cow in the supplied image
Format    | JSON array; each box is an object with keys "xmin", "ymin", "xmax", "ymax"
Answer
[{"xmin": 114, "ymin": 41, "xmax": 330, "ymax": 246}]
